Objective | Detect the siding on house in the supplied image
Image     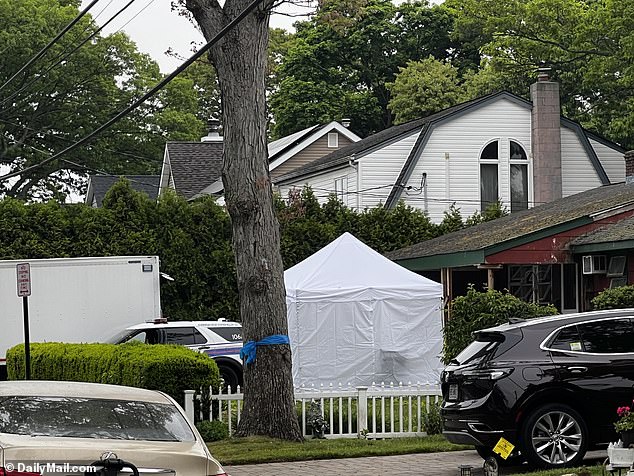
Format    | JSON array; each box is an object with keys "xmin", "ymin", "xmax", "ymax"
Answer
[
  {"xmin": 402, "ymin": 98, "xmax": 531, "ymax": 222},
  {"xmin": 560, "ymin": 126, "xmax": 603, "ymax": 197},
  {"xmin": 270, "ymin": 134, "xmax": 355, "ymax": 180},
  {"xmin": 278, "ymin": 165, "xmax": 359, "ymax": 208},
  {"xmin": 275, "ymin": 94, "xmax": 626, "ymax": 224},
  {"xmin": 356, "ymin": 132, "xmax": 422, "ymax": 209},
  {"xmin": 589, "ymin": 137, "xmax": 626, "ymax": 184}
]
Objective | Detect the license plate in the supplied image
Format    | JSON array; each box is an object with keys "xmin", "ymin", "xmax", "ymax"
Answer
[{"xmin": 448, "ymin": 383, "xmax": 459, "ymax": 401}]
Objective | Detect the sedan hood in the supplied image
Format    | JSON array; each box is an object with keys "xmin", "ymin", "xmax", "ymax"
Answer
[{"xmin": 0, "ymin": 435, "xmax": 225, "ymax": 476}]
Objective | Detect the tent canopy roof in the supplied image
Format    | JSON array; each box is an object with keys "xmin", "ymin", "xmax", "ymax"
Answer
[{"xmin": 285, "ymin": 232, "xmax": 441, "ymax": 294}]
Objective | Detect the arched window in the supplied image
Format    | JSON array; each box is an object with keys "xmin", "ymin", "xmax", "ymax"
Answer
[
  {"xmin": 510, "ymin": 141, "xmax": 528, "ymax": 211},
  {"xmin": 480, "ymin": 141, "xmax": 499, "ymax": 212}
]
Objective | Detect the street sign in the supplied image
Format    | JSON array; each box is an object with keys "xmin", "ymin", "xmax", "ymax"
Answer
[{"xmin": 16, "ymin": 263, "xmax": 31, "ymax": 297}]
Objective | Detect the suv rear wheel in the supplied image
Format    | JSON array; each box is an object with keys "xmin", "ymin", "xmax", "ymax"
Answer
[{"xmin": 521, "ymin": 403, "xmax": 588, "ymax": 469}]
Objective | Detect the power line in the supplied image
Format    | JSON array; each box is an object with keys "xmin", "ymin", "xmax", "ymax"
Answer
[
  {"xmin": 0, "ymin": 0, "xmax": 266, "ymax": 183},
  {"xmin": 0, "ymin": 117, "xmax": 163, "ymax": 165},
  {"xmin": 0, "ymin": 0, "xmax": 140, "ymax": 110},
  {"xmin": 301, "ymin": 185, "xmax": 550, "ymax": 207},
  {"xmin": 0, "ymin": 0, "xmax": 101, "ymax": 93},
  {"xmin": 60, "ymin": 158, "xmax": 161, "ymax": 190},
  {"xmin": 116, "ymin": 0, "xmax": 159, "ymax": 31}
]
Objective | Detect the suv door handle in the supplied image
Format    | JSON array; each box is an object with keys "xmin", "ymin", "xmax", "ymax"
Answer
[{"xmin": 567, "ymin": 366, "xmax": 588, "ymax": 373}]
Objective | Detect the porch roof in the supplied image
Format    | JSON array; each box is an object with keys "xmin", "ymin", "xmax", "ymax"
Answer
[
  {"xmin": 569, "ymin": 215, "xmax": 634, "ymax": 253},
  {"xmin": 388, "ymin": 182, "xmax": 634, "ymax": 271}
]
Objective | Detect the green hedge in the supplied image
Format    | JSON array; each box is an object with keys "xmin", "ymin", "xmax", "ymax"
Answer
[
  {"xmin": 442, "ymin": 287, "xmax": 558, "ymax": 364},
  {"xmin": 592, "ymin": 285, "xmax": 634, "ymax": 310},
  {"xmin": 7, "ymin": 342, "xmax": 219, "ymax": 405}
]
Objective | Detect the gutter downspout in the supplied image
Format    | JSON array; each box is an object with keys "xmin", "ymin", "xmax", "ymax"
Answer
[{"xmin": 348, "ymin": 155, "xmax": 359, "ymax": 210}]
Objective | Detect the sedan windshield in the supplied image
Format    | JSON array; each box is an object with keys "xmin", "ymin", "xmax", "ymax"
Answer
[{"xmin": 0, "ymin": 397, "xmax": 195, "ymax": 442}]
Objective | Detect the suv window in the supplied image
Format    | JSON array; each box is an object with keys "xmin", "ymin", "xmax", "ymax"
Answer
[
  {"xmin": 549, "ymin": 325, "xmax": 582, "ymax": 351},
  {"xmin": 453, "ymin": 337, "xmax": 499, "ymax": 365},
  {"xmin": 578, "ymin": 318, "xmax": 634, "ymax": 353},
  {"xmin": 208, "ymin": 326, "xmax": 242, "ymax": 342},
  {"xmin": 164, "ymin": 327, "xmax": 207, "ymax": 345},
  {"xmin": 549, "ymin": 318, "xmax": 634, "ymax": 353}
]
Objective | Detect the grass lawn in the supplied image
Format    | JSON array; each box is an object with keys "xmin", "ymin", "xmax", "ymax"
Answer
[
  {"xmin": 509, "ymin": 464, "xmax": 604, "ymax": 476},
  {"xmin": 207, "ymin": 434, "xmax": 472, "ymax": 466}
]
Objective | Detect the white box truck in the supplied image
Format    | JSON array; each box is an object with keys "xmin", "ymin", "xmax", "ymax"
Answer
[{"xmin": 0, "ymin": 256, "xmax": 162, "ymax": 379}]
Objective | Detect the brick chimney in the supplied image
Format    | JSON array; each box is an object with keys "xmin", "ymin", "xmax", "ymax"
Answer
[
  {"xmin": 530, "ymin": 68, "xmax": 562, "ymax": 205},
  {"xmin": 626, "ymin": 150, "xmax": 634, "ymax": 184}
]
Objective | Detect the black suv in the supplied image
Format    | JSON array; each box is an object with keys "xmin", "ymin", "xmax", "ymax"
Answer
[{"xmin": 441, "ymin": 309, "xmax": 634, "ymax": 469}]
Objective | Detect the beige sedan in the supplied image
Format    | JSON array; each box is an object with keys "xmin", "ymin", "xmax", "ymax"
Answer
[{"xmin": 0, "ymin": 381, "xmax": 228, "ymax": 476}]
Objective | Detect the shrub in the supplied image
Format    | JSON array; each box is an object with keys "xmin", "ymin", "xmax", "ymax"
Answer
[
  {"xmin": 7, "ymin": 342, "xmax": 220, "ymax": 405},
  {"xmin": 196, "ymin": 420, "xmax": 229, "ymax": 442},
  {"xmin": 592, "ymin": 285, "xmax": 634, "ymax": 310},
  {"xmin": 423, "ymin": 402, "xmax": 443, "ymax": 435},
  {"xmin": 443, "ymin": 286, "xmax": 557, "ymax": 364}
]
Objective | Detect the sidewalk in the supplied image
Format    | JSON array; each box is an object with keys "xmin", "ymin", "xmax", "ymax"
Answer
[
  {"xmin": 225, "ymin": 450, "xmax": 485, "ymax": 476},
  {"xmin": 224, "ymin": 449, "xmax": 608, "ymax": 476}
]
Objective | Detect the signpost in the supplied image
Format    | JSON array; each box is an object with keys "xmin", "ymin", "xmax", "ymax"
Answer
[{"xmin": 16, "ymin": 263, "xmax": 31, "ymax": 379}]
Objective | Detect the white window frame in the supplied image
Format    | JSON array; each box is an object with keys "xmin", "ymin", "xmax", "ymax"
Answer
[
  {"xmin": 479, "ymin": 140, "xmax": 500, "ymax": 212},
  {"xmin": 328, "ymin": 132, "xmax": 339, "ymax": 148},
  {"xmin": 334, "ymin": 176, "xmax": 348, "ymax": 203},
  {"xmin": 509, "ymin": 139, "xmax": 529, "ymax": 212}
]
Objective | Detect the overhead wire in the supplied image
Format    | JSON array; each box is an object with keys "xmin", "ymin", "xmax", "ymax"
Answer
[
  {"xmin": 116, "ymin": 0, "xmax": 159, "ymax": 31},
  {"xmin": 302, "ymin": 185, "xmax": 549, "ymax": 207},
  {"xmin": 0, "ymin": 0, "xmax": 266, "ymax": 183},
  {"xmin": 2, "ymin": 137, "xmax": 161, "ymax": 197},
  {"xmin": 0, "ymin": 0, "xmax": 101, "ymax": 93},
  {"xmin": 0, "ymin": 117, "xmax": 163, "ymax": 165},
  {"xmin": 0, "ymin": 0, "xmax": 141, "ymax": 110}
]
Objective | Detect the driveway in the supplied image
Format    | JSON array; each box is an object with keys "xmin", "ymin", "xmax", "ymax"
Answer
[{"xmin": 225, "ymin": 449, "xmax": 608, "ymax": 476}]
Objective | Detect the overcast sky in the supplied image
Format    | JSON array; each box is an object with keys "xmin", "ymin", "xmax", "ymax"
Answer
[{"xmin": 81, "ymin": 0, "xmax": 315, "ymax": 72}]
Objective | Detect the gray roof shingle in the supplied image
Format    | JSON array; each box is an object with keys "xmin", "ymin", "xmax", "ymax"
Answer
[
  {"xmin": 570, "ymin": 215, "xmax": 634, "ymax": 246},
  {"xmin": 89, "ymin": 175, "xmax": 159, "ymax": 207},
  {"xmin": 166, "ymin": 141, "xmax": 223, "ymax": 200},
  {"xmin": 387, "ymin": 182, "xmax": 634, "ymax": 263}
]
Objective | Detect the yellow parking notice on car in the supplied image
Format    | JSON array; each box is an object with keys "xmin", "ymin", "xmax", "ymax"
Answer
[{"xmin": 493, "ymin": 437, "xmax": 515, "ymax": 459}]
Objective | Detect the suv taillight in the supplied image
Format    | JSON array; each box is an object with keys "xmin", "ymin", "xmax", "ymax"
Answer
[{"xmin": 462, "ymin": 368, "xmax": 513, "ymax": 380}]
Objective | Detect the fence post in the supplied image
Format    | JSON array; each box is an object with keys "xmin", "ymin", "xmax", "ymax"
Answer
[
  {"xmin": 356, "ymin": 386, "xmax": 368, "ymax": 438},
  {"xmin": 184, "ymin": 389, "xmax": 196, "ymax": 423}
]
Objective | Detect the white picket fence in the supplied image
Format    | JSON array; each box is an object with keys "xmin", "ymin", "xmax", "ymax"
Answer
[{"xmin": 184, "ymin": 382, "xmax": 442, "ymax": 439}]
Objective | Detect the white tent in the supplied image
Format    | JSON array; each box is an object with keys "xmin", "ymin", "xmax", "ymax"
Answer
[{"xmin": 285, "ymin": 232, "xmax": 443, "ymax": 388}]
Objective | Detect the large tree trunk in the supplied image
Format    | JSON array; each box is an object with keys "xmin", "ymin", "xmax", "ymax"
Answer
[{"xmin": 185, "ymin": 0, "xmax": 302, "ymax": 440}]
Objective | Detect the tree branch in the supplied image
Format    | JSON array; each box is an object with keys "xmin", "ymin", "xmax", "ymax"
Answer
[{"xmin": 497, "ymin": 30, "xmax": 612, "ymax": 57}]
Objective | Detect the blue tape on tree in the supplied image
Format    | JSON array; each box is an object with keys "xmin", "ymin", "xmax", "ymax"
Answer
[{"xmin": 240, "ymin": 334, "xmax": 290, "ymax": 365}]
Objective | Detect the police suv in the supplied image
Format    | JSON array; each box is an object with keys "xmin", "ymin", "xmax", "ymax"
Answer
[{"xmin": 107, "ymin": 319, "xmax": 243, "ymax": 390}]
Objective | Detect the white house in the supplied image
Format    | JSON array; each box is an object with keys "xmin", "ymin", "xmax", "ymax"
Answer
[{"xmin": 274, "ymin": 73, "xmax": 626, "ymax": 222}]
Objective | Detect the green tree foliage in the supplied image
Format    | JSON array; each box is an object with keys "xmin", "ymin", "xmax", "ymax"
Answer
[
  {"xmin": 435, "ymin": 200, "xmax": 508, "ymax": 236},
  {"xmin": 443, "ymin": 286, "xmax": 558, "ymax": 364},
  {"xmin": 591, "ymin": 285, "xmax": 634, "ymax": 310},
  {"xmin": 387, "ymin": 57, "xmax": 462, "ymax": 124},
  {"xmin": 0, "ymin": 180, "xmax": 238, "ymax": 321},
  {"xmin": 447, "ymin": 0, "xmax": 634, "ymax": 148},
  {"xmin": 0, "ymin": 183, "xmax": 507, "ymax": 319},
  {"xmin": 276, "ymin": 188, "xmax": 438, "ymax": 267},
  {"xmin": 0, "ymin": 0, "xmax": 208, "ymax": 200},
  {"xmin": 269, "ymin": 0, "xmax": 481, "ymax": 138},
  {"xmin": 276, "ymin": 187, "xmax": 503, "ymax": 268}
]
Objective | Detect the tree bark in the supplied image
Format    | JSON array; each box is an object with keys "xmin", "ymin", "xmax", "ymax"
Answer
[{"xmin": 185, "ymin": 0, "xmax": 302, "ymax": 440}]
